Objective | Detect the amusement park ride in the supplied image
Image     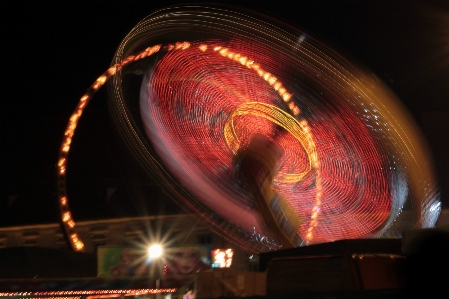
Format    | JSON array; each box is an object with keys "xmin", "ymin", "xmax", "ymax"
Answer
[
  {"xmin": 3, "ymin": 3, "xmax": 444, "ymax": 298},
  {"xmin": 55, "ymin": 3, "xmax": 440, "ymax": 254}
]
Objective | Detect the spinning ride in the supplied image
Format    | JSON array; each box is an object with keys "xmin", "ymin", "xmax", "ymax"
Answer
[{"xmin": 57, "ymin": 5, "xmax": 440, "ymax": 253}]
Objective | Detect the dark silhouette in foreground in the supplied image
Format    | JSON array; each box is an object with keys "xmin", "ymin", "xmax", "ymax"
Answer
[{"xmin": 403, "ymin": 229, "xmax": 449, "ymax": 298}]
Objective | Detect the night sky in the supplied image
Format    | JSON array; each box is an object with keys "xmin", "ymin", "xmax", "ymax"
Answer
[{"xmin": 1, "ymin": 0, "xmax": 448, "ymax": 227}]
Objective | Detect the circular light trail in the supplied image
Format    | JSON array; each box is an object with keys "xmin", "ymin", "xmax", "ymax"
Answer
[
  {"xmin": 224, "ymin": 101, "xmax": 316, "ymax": 183},
  {"xmin": 58, "ymin": 5, "xmax": 440, "ymax": 253}
]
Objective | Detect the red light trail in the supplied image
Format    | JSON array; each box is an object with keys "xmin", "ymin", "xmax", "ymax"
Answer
[{"xmin": 58, "ymin": 5, "xmax": 440, "ymax": 253}]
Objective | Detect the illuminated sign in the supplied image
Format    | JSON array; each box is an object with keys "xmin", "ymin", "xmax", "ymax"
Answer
[
  {"xmin": 211, "ymin": 249, "xmax": 233, "ymax": 268},
  {"xmin": 97, "ymin": 246, "xmax": 149, "ymax": 277}
]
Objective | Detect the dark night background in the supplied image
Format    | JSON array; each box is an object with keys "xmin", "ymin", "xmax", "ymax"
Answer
[{"xmin": 1, "ymin": 0, "xmax": 448, "ymax": 227}]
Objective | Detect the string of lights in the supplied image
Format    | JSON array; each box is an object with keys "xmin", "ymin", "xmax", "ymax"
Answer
[{"xmin": 0, "ymin": 288, "xmax": 177, "ymax": 297}]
